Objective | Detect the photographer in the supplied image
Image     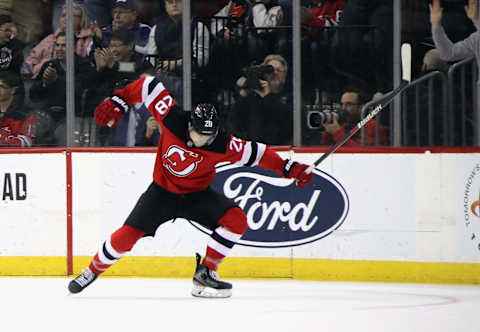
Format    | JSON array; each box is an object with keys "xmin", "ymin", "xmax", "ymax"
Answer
[
  {"xmin": 228, "ymin": 54, "xmax": 292, "ymax": 145},
  {"xmin": 318, "ymin": 87, "xmax": 387, "ymax": 146}
]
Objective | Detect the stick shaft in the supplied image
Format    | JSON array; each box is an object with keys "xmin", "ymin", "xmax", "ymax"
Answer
[{"xmin": 305, "ymin": 80, "xmax": 409, "ymax": 174}]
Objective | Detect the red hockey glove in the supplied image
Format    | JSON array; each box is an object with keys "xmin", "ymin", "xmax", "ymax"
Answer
[
  {"xmin": 282, "ymin": 160, "xmax": 313, "ymax": 188},
  {"xmin": 94, "ymin": 95, "xmax": 129, "ymax": 127}
]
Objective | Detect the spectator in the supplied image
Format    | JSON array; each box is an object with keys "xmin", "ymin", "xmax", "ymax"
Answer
[
  {"xmin": 90, "ymin": 28, "xmax": 154, "ymax": 105},
  {"xmin": 430, "ymin": 0, "xmax": 478, "ymax": 146},
  {"xmin": 303, "ymin": 0, "xmax": 346, "ymax": 31},
  {"xmin": 84, "ymin": 0, "xmax": 114, "ymax": 28},
  {"xmin": 51, "ymin": 0, "xmax": 82, "ymax": 31},
  {"xmin": 430, "ymin": 0, "xmax": 479, "ymax": 64},
  {"xmin": 29, "ymin": 32, "xmax": 95, "ymax": 145},
  {"xmin": 247, "ymin": 0, "xmax": 287, "ymax": 60},
  {"xmin": 89, "ymin": 0, "xmax": 151, "ymax": 56},
  {"xmin": 147, "ymin": 0, "xmax": 184, "ymax": 74},
  {"xmin": 0, "ymin": 15, "xmax": 25, "ymax": 75},
  {"xmin": 320, "ymin": 87, "xmax": 387, "ymax": 146},
  {"xmin": 25, "ymin": 2, "xmax": 93, "ymax": 78},
  {"xmin": 51, "ymin": 0, "xmax": 138, "ymax": 31},
  {"xmin": 89, "ymin": 28, "xmax": 154, "ymax": 145},
  {"xmin": 421, "ymin": 48, "xmax": 450, "ymax": 73},
  {"xmin": 0, "ymin": 71, "xmax": 36, "ymax": 147},
  {"xmin": 103, "ymin": 104, "xmax": 160, "ymax": 146},
  {"xmin": 135, "ymin": 0, "xmax": 166, "ymax": 27},
  {"xmin": 0, "ymin": 15, "xmax": 26, "ymax": 110},
  {"xmin": 228, "ymin": 54, "xmax": 292, "ymax": 145},
  {"xmin": 251, "ymin": 0, "xmax": 284, "ymax": 28},
  {"xmin": 137, "ymin": 115, "xmax": 161, "ymax": 146}
]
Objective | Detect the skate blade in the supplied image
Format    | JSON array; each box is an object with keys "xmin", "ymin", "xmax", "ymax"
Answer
[{"xmin": 191, "ymin": 284, "xmax": 232, "ymax": 298}]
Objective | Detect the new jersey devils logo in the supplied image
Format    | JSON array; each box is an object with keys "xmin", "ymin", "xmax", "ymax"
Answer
[{"xmin": 163, "ymin": 145, "xmax": 203, "ymax": 177}]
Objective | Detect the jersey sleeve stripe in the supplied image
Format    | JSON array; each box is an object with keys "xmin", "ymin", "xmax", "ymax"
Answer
[
  {"xmin": 252, "ymin": 143, "xmax": 266, "ymax": 167},
  {"xmin": 245, "ymin": 141, "xmax": 258, "ymax": 166},
  {"xmin": 141, "ymin": 76, "xmax": 155, "ymax": 104},
  {"xmin": 238, "ymin": 141, "xmax": 253, "ymax": 166},
  {"xmin": 236, "ymin": 141, "xmax": 266, "ymax": 167},
  {"xmin": 145, "ymin": 81, "xmax": 167, "ymax": 108}
]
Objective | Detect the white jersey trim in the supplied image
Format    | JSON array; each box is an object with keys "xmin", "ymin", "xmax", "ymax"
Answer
[
  {"xmin": 141, "ymin": 76, "xmax": 168, "ymax": 109},
  {"xmin": 236, "ymin": 141, "xmax": 266, "ymax": 167},
  {"xmin": 253, "ymin": 143, "xmax": 266, "ymax": 167}
]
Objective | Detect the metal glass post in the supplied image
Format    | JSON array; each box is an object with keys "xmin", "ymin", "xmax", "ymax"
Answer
[
  {"xmin": 66, "ymin": 0, "xmax": 75, "ymax": 146},
  {"xmin": 292, "ymin": 0, "xmax": 301, "ymax": 146},
  {"xmin": 182, "ymin": 0, "xmax": 192, "ymax": 111},
  {"xmin": 393, "ymin": 0, "xmax": 402, "ymax": 146}
]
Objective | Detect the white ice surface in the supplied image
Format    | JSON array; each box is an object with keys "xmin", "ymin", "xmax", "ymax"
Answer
[{"xmin": 1, "ymin": 278, "xmax": 479, "ymax": 332}]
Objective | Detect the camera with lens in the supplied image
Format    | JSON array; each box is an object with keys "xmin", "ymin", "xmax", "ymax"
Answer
[
  {"xmin": 306, "ymin": 105, "xmax": 343, "ymax": 129},
  {"xmin": 244, "ymin": 64, "xmax": 274, "ymax": 90}
]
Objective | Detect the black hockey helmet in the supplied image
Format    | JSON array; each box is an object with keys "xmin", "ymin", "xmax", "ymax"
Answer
[{"xmin": 190, "ymin": 103, "xmax": 219, "ymax": 136}]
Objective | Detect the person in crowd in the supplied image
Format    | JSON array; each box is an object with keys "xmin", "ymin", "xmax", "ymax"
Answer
[
  {"xmin": 29, "ymin": 32, "xmax": 95, "ymax": 145},
  {"xmin": 25, "ymin": 2, "xmax": 93, "ymax": 79},
  {"xmin": 89, "ymin": 0, "xmax": 151, "ymax": 56},
  {"xmin": 430, "ymin": 0, "xmax": 479, "ymax": 146},
  {"xmin": 320, "ymin": 87, "xmax": 387, "ymax": 146},
  {"xmin": 147, "ymin": 0, "xmax": 184, "ymax": 74},
  {"xmin": 421, "ymin": 48, "xmax": 450, "ymax": 73},
  {"xmin": 68, "ymin": 75, "xmax": 313, "ymax": 297},
  {"xmin": 303, "ymin": 0, "xmax": 346, "ymax": 31},
  {"xmin": 229, "ymin": 54, "xmax": 292, "ymax": 145},
  {"xmin": 104, "ymin": 104, "xmax": 160, "ymax": 146},
  {"xmin": 89, "ymin": 28, "xmax": 154, "ymax": 145},
  {"xmin": 51, "ymin": 0, "xmax": 83, "ymax": 32},
  {"xmin": 0, "ymin": 15, "xmax": 25, "ymax": 76},
  {"xmin": 247, "ymin": 0, "xmax": 287, "ymax": 60},
  {"xmin": 251, "ymin": 0, "xmax": 284, "ymax": 28},
  {"xmin": 0, "ymin": 15, "xmax": 27, "ymax": 109},
  {"xmin": 430, "ymin": 0, "xmax": 480, "ymax": 64},
  {"xmin": 0, "ymin": 71, "xmax": 36, "ymax": 147},
  {"xmin": 136, "ymin": 115, "xmax": 161, "ymax": 146}
]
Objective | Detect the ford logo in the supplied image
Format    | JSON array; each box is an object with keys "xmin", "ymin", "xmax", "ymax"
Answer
[{"xmin": 188, "ymin": 164, "xmax": 349, "ymax": 248}]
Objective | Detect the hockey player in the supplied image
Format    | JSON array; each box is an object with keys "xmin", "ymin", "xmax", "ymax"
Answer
[{"xmin": 68, "ymin": 75, "xmax": 313, "ymax": 298}]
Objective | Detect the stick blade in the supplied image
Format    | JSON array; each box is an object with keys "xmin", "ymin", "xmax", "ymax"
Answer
[{"xmin": 401, "ymin": 43, "xmax": 412, "ymax": 82}]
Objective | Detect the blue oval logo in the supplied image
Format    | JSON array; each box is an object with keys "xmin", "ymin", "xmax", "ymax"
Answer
[{"xmin": 188, "ymin": 164, "xmax": 349, "ymax": 248}]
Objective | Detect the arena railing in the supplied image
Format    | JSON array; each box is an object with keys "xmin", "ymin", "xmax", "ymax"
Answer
[{"xmin": 447, "ymin": 57, "xmax": 478, "ymax": 146}]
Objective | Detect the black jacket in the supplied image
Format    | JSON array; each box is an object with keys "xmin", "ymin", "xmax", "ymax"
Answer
[{"xmin": 0, "ymin": 38, "xmax": 24, "ymax": 74}]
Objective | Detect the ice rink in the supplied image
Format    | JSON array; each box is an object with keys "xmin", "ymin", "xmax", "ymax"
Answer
[{"xmin": 1, "ymin": 277, "xmax": 478, "ymax": 332}]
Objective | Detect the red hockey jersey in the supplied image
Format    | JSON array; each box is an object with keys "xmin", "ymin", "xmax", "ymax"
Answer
[
  {"xmin": 0, "ymin": 104, "xmax": 36, "ymax": 147},
  {"xmin": 114, "ymin": 76, "xmax": 286, "ymax": 193}
]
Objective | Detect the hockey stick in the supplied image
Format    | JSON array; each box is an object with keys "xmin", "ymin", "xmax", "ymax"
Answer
[{"xmin": 304, "ymin": 43, "xmax": 412, "ymax": 174}]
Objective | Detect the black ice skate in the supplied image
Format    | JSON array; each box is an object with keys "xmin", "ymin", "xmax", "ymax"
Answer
[
  {"xmin": 68, "ymin": 267, "xmax": 98, "ymax": 294},
  {"xmin": 192, "ymin": 253, "xmax": 232, "ymax": 298}
]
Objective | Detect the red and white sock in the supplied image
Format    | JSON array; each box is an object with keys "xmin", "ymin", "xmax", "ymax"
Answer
[
  {"xmin": 203, "ymin": 226, "xmax": 243, "ymax": 271},
  {"xmin": 202, "ymin": 207, "xmax": 248, "ymax": 271},
  {"xmin": 89, "ymin": 225, "xmax": 145, "ymax": 275}
]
